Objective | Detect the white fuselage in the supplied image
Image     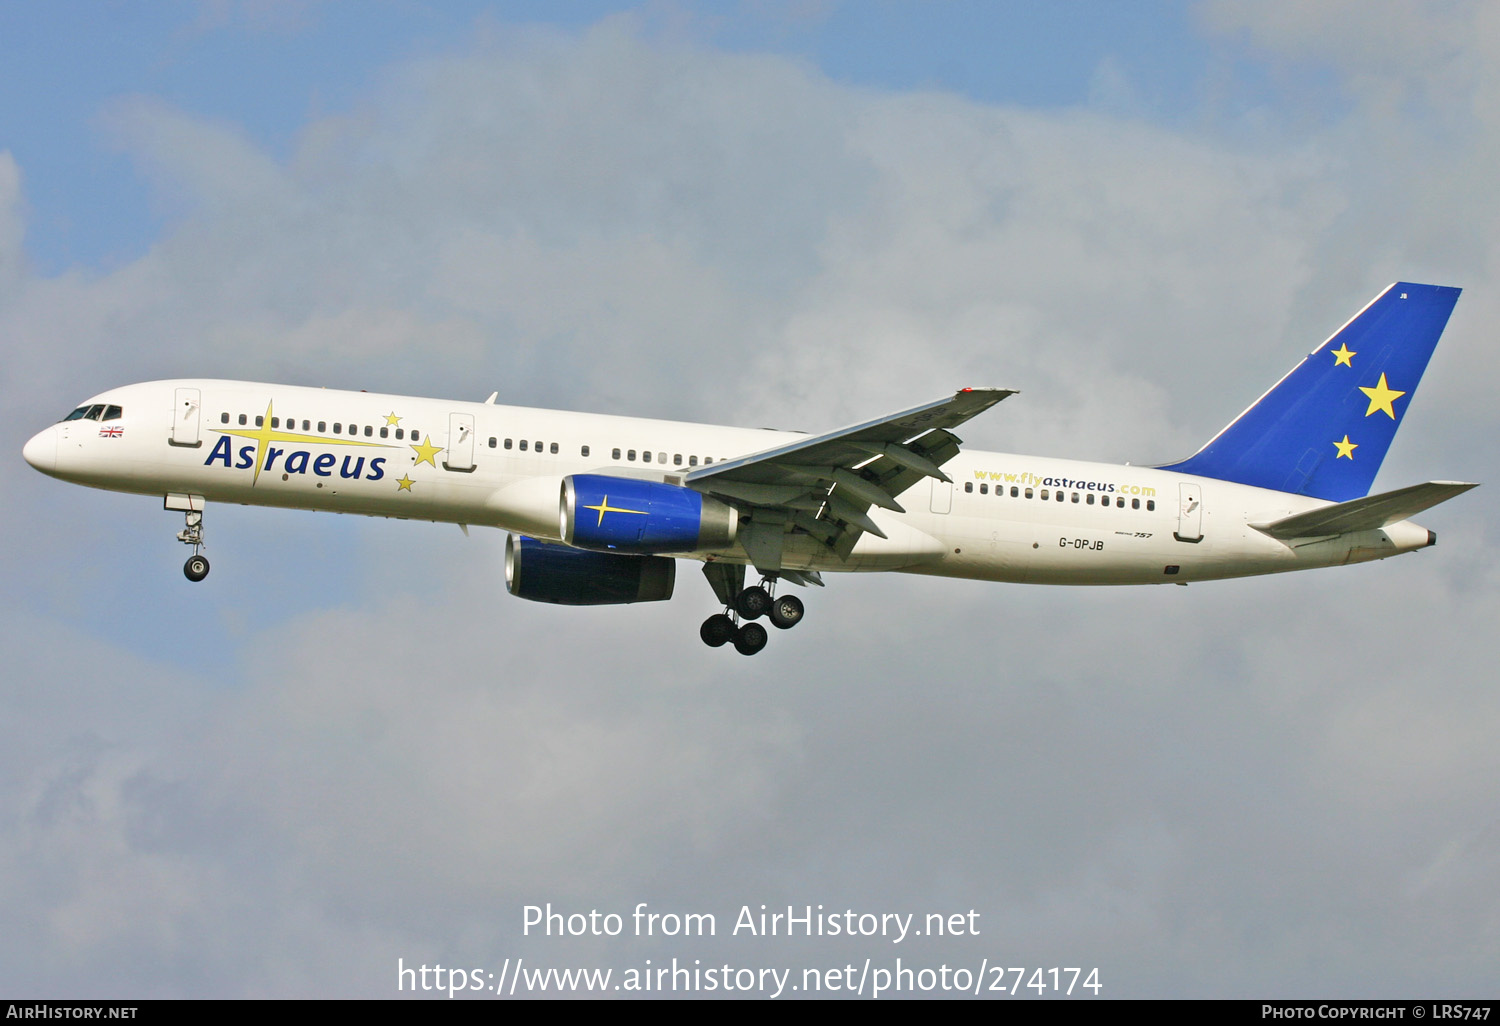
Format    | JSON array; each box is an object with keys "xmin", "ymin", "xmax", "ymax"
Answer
[{"xmin": 23, "ymin": 379, "xmax": 1436, "ymax": 585}]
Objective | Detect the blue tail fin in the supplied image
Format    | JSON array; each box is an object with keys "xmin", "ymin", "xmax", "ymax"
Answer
[{"xmin": 1160, "ymin": 282, "xmax": 1461, "ymax": 501}]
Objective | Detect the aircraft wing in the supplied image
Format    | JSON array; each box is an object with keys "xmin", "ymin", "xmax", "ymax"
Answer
[
  {"xmin": 685, "ymin": 388, "xmax": 1015, "ymax": 561},
  {"xmin": 1251, "ymin": 480, "xmax": 1478, "ymax": 540}
]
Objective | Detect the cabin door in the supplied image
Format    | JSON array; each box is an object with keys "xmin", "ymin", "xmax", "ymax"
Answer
[
  {"xmin": 171, "ymin": 387, "xmax": 201, "ymax": 447},
  {"xmin": 444, "ymin": 413, "xmax": 475, "ymax": 472}
]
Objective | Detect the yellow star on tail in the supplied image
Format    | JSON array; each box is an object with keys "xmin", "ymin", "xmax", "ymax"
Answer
[
  {"xmin": 410, "ymin": 435, "xmax": 443, "ymax": 467},
  {"xmin": 1359, "ymin": 373, "xmax": 1406, "ymax": 419},
  {"xmin": 1331, "ymin": 343, "xmax": 1356, "ymax": 367},
  {"xmin": 1333, "ymin": 435, "xmax": 1357, "ymax": 460}
]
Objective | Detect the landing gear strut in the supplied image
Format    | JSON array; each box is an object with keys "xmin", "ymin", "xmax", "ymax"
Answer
[
  {"xmin": 176, "ymin": 506, "xmax": 210, "ymax": 582},
  {"xmin": 699, "ymin": 568, "xmax": 806, "ymax": 656}
]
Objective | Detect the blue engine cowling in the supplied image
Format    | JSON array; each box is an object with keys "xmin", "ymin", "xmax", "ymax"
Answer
[
  {"xmin": 561, "ymin": 474, "xmax": 738, "ymax": 554},
  {"xmin": 505, "ymin": 535, "xmax": 675, "ymax": 605}
]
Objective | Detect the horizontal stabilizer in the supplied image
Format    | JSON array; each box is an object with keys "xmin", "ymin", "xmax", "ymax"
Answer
[{"xmin": 1251, "ymin": 480, "xmax": 1478, "ymax": 540}]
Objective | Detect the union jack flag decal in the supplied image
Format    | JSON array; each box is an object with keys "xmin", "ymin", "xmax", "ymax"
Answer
[{"xmin": 99, "ymin": 426, "xmax": 123, "ymax": 438}]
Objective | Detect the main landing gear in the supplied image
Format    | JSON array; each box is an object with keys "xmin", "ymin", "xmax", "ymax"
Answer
[
  {"xmin": 699, "ymin": 573, "xmax": 806, "ymax": 656},
  {"xmin": 176, "ymin": 506, "xmax": 210, "ymax": 582}
]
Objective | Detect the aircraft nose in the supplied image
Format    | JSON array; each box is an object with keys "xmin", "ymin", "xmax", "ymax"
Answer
[{"xmin": 22, "ymin": 426, "xmax": 56, "ymax": 474}]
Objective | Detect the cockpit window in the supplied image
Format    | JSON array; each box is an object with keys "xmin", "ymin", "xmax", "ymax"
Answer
[{"xmin": 61, "ymin": 404, "xmax": 120, "ymax": 422}]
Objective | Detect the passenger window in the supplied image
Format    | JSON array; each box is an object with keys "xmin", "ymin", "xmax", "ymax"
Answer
[
  {"xmin": 1040, "ymin": 489, "xmax": 1049, "ymax": 500},
  {"xmin": 533, "ymin": 440, "xmax": 541, "ymax": 452},
  {"xmin": 255, "ymin": 416, "xmax": 264, "ymax": 427},
  {"xmin": 550, "ymin": 442, "xmax": 558, "ymax": 454},
  {"xmin": 271, "ymin": 417, "xmax": 280, "ymax": 428},
  {"xmin": 1132, "ymin": 498, "xmax": 1140, "ymax": 510},
  {"xmin": 612, "ymin": 448, "xmax": 621, "ymax": 460},
  {"xmin": 1086, "ymin": 493, "xmax": 1094, "ymax": 505},
  {"xmin": 674, "ymin": 454, "xmax": 682, "ymax": 465},
  {"xmin": 1056, "ymin": 491, "xmax": 1065, "ymax": 502},
  {"xmin": 103, "ymin": 406, "xmax": 122, "ymax": 421},
  {"xmin": 220, "ymin": 412, "xmax": 229, "ymax": 424},
  {"xmin": 689, "ymin": 456, "xmax": 698, "ymax": 467},
  {"xmin": 1071, "ymin": 492, "xmax": 1079, "ymax": 503},
  {"xmin": 504, "ymin": 438, "xmax": 512, "ymax": 449},
  {"xmin": 333, "ymin": 423, "xmax": 341, "ymax": 434},
  {"xmin": 1025, "ymin": 488, "xmax": 1033, "ymax": 499},
  {"xmin": 365, "ymin": 426, "xmax": 373, "ymax": 437},
  {"xmin": 380, "ymin": 427, "xmax": 389, "ymax": 438},
  {"xmin": 488, "ymin": 437, "xmax": 496, "ymax": 448},
  {"xmin": 1010, "ymin": 486, "xmax": 1019, "ymax": 498},
  {"xmin": 581, "ymin": 445, "xmax": 590, "ymax": 457},
  {"xmin": 318, "ymin": 421, "xmax": 326, "ymax": 432},
  {"xmin": 628, "ymin": 450, "xmax": 637, "ymax": 461},
  {"xmin": 240, "ymin": 414, "xmax": 249, "ymax": 426},
  {"xmin": 1117, "ymin": 497, "xmax": 1124, "ymax": 508},
  {"xmin": 519, "ymin": 439, "xmax": 528, "ymax": 451},
  {"xmin": 1147, "ymin": 500, "xmax": 1156, "ymax": 511},
  {"xmin": 705, "ymin": 457, "xmax": 714, "ymax": 465},
  {"xmin": 394, "ymin": 427, "xmax": 402, "ymax": 439},
  {"xmin": 964, "ymin": 482, "xmax": 974, "ymax": 493}
]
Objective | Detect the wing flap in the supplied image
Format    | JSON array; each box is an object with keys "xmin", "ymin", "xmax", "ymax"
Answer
[
  {"xmin": 686, "ymin": 388, "xmax": 1014, "ymax": 565},
  {"xmin": 1251, "ymin": 480, "xmax": 1477, "ymax": 540}
]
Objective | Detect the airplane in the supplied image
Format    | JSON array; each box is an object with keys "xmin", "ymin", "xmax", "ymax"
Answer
[{"xmin": 22, "ymin": 281, "xmax": 1476, "ymax": 656}]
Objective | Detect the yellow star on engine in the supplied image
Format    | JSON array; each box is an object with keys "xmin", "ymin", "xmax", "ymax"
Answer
[
  {"xmin": 385, "ymin": 412, "xmax": 402, "ymax": 427},
  {"xmin": 584, "ymin": 496, "xmax": 647, "ymax": 527},
  {"xmin": 410, "ymin": 435, "xmax": 443, "ymax": 467},
  {"xmin": 1333, "ymin": 435, "xmax": 1357, "ymax": 460},
  {"xmin": 1331, "ymin": 343, "xmax": 1356, "ymax": 367},
  {"xmin": 396, "ymin": 475, "xmax": 414, "ymax": 491},
  {"xmin": 1359, "ymin": 372, "xmax": 1406, "ymax": 419}
]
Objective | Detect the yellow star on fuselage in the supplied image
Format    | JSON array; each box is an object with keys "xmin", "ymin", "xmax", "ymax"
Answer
[
  {"xmin": 410, "ymin": 435, "xmax": 444, "ymax": 467},
  {"xmin": 395, "ymin": 475, "xmax": 414, "ymax": 491},
  {"xmin": 1331, "ymin": 343, "xmax": 1356, "ymax": 367},
  {"xmin": 1333, "ymin": 435, "xmax": 1357, "ymax": 460},
  {"xmin": 385, "ymin": 412, "xmax": 402, "ymax": 427},
  {"xmin": 583, "ymin": 496, "xmax": 648, "ymax": 527},
  {"xmin": 1358, "ymin": 372, "xmax": 1406, "ymax": 419}
]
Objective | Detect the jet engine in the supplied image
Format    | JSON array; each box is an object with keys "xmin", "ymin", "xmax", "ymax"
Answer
[
  {"xmin": 505, "ymin": 534, "xmax": 675, "ymax": 605},
  {"xmin": 560, "ymin": 474, "xmax": 738, "ymax": 554}
]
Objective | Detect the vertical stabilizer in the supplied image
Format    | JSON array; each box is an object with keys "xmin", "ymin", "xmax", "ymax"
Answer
[{"xmin": 1160, "ymin": 282, "xmax": 1460, "ymax": 501}]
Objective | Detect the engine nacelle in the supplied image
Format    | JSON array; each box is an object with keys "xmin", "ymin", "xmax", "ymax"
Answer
[
  {"xmin": 561, "ymin": 474, "xmax": 738, "ymax": 554},
  {"xmin": 505, "ymin": 535, "xmax": 675, "ymax": 605}
]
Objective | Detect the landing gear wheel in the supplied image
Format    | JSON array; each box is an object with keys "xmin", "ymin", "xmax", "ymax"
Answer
[
  {"xmin": 700, "ymin": 613, "xmax": 736, "ymax": 648},
  {"xmin": 768, "ymin": 594, "xmax": 804, "ymax": 630},
  {"xmin": 735, "ymin": 585, "xmax": 771, "ymax": 620},
  {"xmin": 184, "ymin": 554, "xmax": 210, "ymax": 582},
  {"xmin": 734, "ymin": 621, "xmax": 769, "ymax": 656}
]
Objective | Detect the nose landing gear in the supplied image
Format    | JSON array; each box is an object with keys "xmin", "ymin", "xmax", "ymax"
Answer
[{"xmin": 169, "ymin": 495, "xmax": 210, "ymax": 582}]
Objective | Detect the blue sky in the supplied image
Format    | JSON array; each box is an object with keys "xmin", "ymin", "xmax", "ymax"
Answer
[
  {"xmin": 4, "ymin": 0, "xmax": 1499, "ymax": 1000},
  {"xmin": 3, "ymin": 1, "xmax": 1270, "ymax": 274}
]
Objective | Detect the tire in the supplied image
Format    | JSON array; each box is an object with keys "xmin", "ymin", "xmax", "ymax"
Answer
[
  {"xmin": 768, "ymin": 594, "xmax": 804, "ymax": 630},
  {"xmin": 735, "ymin": 585, "xmax": 771, "ymax": 620},
  {"xmin": 733, "ymin": 621, "xmax": 768, "ymax": 656},
  {"xmin": 700, "ymin": 613, "xmax": 736, "ymax": 647},
  {"xmin": 184, "ymin": 555, "xmax": 210, "ymax": 582}
]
